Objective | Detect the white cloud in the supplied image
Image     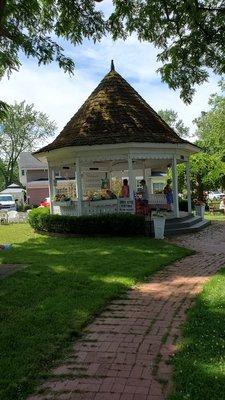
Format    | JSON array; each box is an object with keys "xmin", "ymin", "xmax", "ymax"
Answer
[{"xmin": 0, "ymin": 34, "xmax": 219, "ymax": 144}]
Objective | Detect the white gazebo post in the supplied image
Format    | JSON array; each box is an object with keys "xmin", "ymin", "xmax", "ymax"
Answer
[
  {"xmin": 186, "ymin": 160, "xmax": 192, "ymax": 214},
  {"xmin": 142, "ymin": 160, "xmax": 146, "ymax": 181},
  {"xmin": 172, "ymin": 155, "xmax": 179, "ymax": 218},
  {"xmin": 128, "ymin": 154, "xmax": 135, "ymax": 200},
  {"xmin": 148, "ymin": 168, "xmax": 154, "ymax": 194},
  {"xmin": 48, "ymin": 165, "xmax": 55, "ymax": 213},
  {"xmin": 75, "ymin": 158, "xmax": 83, "ymax": 216}
]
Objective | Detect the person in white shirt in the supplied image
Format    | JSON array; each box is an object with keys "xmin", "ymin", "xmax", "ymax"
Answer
[{"xmin": 140, "ymin": 179, "xmax": 149, "ymax": 202}]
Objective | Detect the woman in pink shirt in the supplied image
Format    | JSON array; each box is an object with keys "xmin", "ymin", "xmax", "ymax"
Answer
[{"xmin": 121, "ymin": 179, "xmax": 130, "ymax": 198}]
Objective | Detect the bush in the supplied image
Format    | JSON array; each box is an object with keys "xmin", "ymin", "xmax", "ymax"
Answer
[
  {"xmin": 28, "ymin": 208, "xmax": 145, "ymax": 236},
  {"xmin": 179, "ymin": 199, "xmax": 189, "ymax": 211},
  {"xmin": 179, "ymin": 199, "xmax": 196, "ymax": 211}
]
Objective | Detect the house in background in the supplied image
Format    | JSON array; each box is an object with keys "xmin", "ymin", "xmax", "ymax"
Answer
[{"xmin": 18, "ymin": 152, "xmax": 49, "ymax": 205}]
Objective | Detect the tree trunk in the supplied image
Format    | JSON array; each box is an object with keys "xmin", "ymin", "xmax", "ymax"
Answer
[{"xmin": 196, "ymin": 175, "xmax": 204, "ymax": 201}]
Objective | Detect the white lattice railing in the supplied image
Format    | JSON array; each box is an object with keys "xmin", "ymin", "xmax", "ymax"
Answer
[
  {"xmin": 148, "ymin": 194, "xmax": 168, "ymax": 208},
  {"xmin": 52, "ymin": 199, "xmax": 135, "ymax": 216}
]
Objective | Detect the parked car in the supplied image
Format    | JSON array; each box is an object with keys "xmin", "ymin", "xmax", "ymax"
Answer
[
  {"xmin": 39, "ymin": 197, "xmax": 50, "ymax": 207},
  {"xmin": 208, "ymin": 191, "xmax": 225, "ymax": 201},
  {"xmin": 0, "ymin": 194, "xmax": 17, "ymax": 211}
]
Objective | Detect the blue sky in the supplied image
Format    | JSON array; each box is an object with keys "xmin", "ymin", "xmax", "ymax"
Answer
[{"xmin": 0, "ymin": 0, "xmax": 219, "ymax": 140}]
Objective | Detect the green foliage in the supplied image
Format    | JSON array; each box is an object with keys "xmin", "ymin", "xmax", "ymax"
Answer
[
  {"xmin": 109, "ymin": 1, "xmax": 225, "ymax": 102},
  {"xmin": 28, "ymin": 208, "xmax": 146, "ymax": 236},
  {"xmin": 177, "ymin": 153, "xmax": 225, "ymax": 200},
  {"xmin": 175, "ymin": 81, "xmax": 225, "ymax": 198},
  {"xmin": 205, "ymin": 211, "xmax": 225, "ymax": 221},
  {"xmin": 169, "ymin": 268, "xmax": 225, "ymax": 400},
  {"xmin": 0, "ymin": 1, "xmax": 225, "ymax": 102},
  {"xmin": 195, "ymin": 80, "xmax": 225, "ymax": 158},
  {"xmin": 0, "ymin": 0, "xmax": 105, "ymax": 78},
  {"xmin": 179, "ymin": 199, "xmax": 190, "ymax": 212},
  {"xmin": 0, "ymin": 223, "xmax": 190, "ymax": 400},
  {"xmin": 0, "ymin": 101, "xmax": 9, "ymax": 119},
  {"xmin": 0, "ymin": 101, "xmax": 56, "ymax": 187},
  {"xmin": 158, "ymin": 109, "xmax": 190, "ymax": 137},
  {"xmin": 191, "ymin": 153, "xmax": 225, "ymax": 190}
]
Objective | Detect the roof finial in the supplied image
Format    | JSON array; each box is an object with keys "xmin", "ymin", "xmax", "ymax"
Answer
[{"xmin": 111, "ymin": 60, "xmax": 115, "ymax": 71}]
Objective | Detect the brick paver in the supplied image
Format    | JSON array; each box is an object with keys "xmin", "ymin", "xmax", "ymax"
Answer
[{"xmin": 28, "ymin": 222, "xmax": 225, "ymax": 400}]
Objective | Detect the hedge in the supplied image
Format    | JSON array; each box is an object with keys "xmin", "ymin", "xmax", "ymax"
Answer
[{"xmin": 28, "ymin": 208, "xmax": 145, "ymax": 236}]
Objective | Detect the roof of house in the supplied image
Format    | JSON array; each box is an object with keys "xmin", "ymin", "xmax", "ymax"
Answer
[
  {"xmin": 35, "ymin": 62, "xmax": 192, "ymax": 155},
  {"xmin": 19, "ymin": 152, "xmax": 48, "ymax": 169}
]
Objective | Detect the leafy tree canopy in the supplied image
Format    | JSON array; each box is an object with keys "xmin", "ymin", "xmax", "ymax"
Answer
[
  {"xmin": 0, "ymin": 0, "xmax": 225, "ymax": 104},
  {"xmin": 177, "ymin": 153, "xmax": 225, "ymax": 201},
  {"xmin": 191, "ymin": 153, "xmax": 225, "ymax": 191},
  {"xmin": 158, "ymin": 109, "xmax": 190, "ymax": 137},
  {"xmin": 0, "ymin": 101, "xmax": 56, "ymax": 187},
  {"xmin": 195, "ymin": 80, "xmax": 225, "ymax": 157}
]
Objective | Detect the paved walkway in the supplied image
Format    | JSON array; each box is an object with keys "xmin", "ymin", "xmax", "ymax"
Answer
[{"xmin": 28, "ymin": 223, "xmax": 225, "ymax": 400}]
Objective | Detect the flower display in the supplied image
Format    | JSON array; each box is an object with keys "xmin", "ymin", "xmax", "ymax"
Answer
[{"xmin": 54, "ymin": 194, "xmax": 71, "ymax": 202}]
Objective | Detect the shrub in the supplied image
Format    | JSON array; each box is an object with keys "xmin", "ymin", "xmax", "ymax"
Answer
[
  {"xmin": 179, "ymin": 199, "xmax": 189, "ymax": 211},
  {"xmin": 179, "ymin": 199, "xmax": 196, "ymax": 211},
  {"xmin": 28, "ymin": 208, "xmax": 145, "ymax": 236}
]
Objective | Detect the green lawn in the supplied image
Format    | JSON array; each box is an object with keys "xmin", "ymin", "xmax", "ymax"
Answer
[
  {"xmin": 169, "ymin": 269, "xmax": 225, "ymax": 400},
  {"xmin": 205, "ymin": 211, "xmax": 225, "ymax": 221},
  {"xmin": 0, "ymin": 224, "xmax": 191, "ymax": 400}
]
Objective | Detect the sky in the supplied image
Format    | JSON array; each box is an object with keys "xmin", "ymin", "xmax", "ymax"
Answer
[{"xmin": 0, "ymin": 0, "xmax": 220, "ymax": 141}]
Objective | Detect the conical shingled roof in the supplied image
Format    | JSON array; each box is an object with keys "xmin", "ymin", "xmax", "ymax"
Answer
[{"xmin": 36, "ymin": 67, "xmax": 188, "ymax": 154}]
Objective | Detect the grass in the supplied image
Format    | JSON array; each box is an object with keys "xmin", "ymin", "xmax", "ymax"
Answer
[
  {"xmin": 169, "ymin": 268, "xmax": 225, "ymax": 400},
  {"xmin": 205, "ymin": 211, "xmax": 225, "ymax": 221},
  {"xmin": 0, "ymin": 224, "xmax": 191, "ymax": 400}
]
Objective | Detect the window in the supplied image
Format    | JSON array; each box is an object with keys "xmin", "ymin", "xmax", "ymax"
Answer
[{"xmin": 21, "ymin": 169, "xmax": 25, "ymax": 176}]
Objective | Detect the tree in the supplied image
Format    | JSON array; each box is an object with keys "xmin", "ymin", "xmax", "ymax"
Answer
[
  {"xmin": 177, "ymin": 153, "xmax": 225, "ymax": 201},
  {"xmin": 195, "ymin": 80, "xmax": 225, "ymax": 157},
  {"xmin": 0, "ymin": 0, "xmax": 225, "ymax": 105},
  {"xmin": 0, "ymin": 101, "xmax": 56, "ymax": 187},
  {"xmin": 158, "ymin": 109, "xmax": 190, "ymax": 137}
]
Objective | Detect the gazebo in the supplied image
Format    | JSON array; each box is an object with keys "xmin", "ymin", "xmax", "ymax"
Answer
[{"xmin": 34, "ymin": 61, "xmax": 199, "ymax": 221}]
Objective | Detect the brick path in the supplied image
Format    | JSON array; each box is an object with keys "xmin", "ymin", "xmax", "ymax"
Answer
[{"xmin": 28, "ymin": 222, "xmax": 225, "ymax": 400}]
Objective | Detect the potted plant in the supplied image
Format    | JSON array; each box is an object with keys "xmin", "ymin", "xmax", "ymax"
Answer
[
  {"xmin": 53, "ymin": 194, "xmax": 72, "ymax": 205},
  {"xmin": 193, "ymin": 199, "xmax": 205, "ymax": 218},
  {"xmin": 152, "ymin": 210, "xmax": 166, "ymax": 239}
]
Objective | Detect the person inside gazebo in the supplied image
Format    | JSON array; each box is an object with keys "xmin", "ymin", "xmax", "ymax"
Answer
[
  {"xmin": 135, "ymin": 179, "xmax": 149, "ymax": 216},
  {"xmin": 121, "ymin": 179, "xmax": 130, "ymax": 198},
  {"xmin": 139, "ymin": 179, "xmax": 149, "ymax": 205},
  {"xmin": 164, "ymin": 179, "xmax": 173, "ymax": 210}
]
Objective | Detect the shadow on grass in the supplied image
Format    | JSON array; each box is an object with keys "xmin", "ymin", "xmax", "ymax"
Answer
[
  {"xmin": 0, "ymin": 232, "xmax": 190, "ymax": 400},
  {"xmin": 169, "ymin": 268, "xmax": 225, "ymax": 400}
]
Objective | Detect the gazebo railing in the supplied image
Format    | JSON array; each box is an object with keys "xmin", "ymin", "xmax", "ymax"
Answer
[{"xmin": 52, "ymin": 198, "xmax": 135, "ymax": 216}]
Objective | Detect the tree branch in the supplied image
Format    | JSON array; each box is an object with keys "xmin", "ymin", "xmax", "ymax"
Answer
[
  {"xmin": 0, "ymin": 0, "xmax": 6, "ymax": 28},
  {"xmin": 198, "ymin": 6, "xmax": 225, "ymax": 13}
]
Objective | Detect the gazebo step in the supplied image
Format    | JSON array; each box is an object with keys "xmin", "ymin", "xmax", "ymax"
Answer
[
  {"xmin": 165, "ymin": 215, "xmax": 202, "ymax": 229},
  {"xmin": 165, "ymin": 219, "xmax": 211, "ymax": 236}
]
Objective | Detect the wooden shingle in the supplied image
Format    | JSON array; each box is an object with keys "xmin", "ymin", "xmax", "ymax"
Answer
[{"xmin": 36, "ymin": 68, "xmax": 188, "ymax": 154}]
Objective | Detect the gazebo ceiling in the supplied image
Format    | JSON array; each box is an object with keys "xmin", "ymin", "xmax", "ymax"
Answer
[{"xmin": 35, "ymin": 62, "xmax": 192, "ymax": 156}]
